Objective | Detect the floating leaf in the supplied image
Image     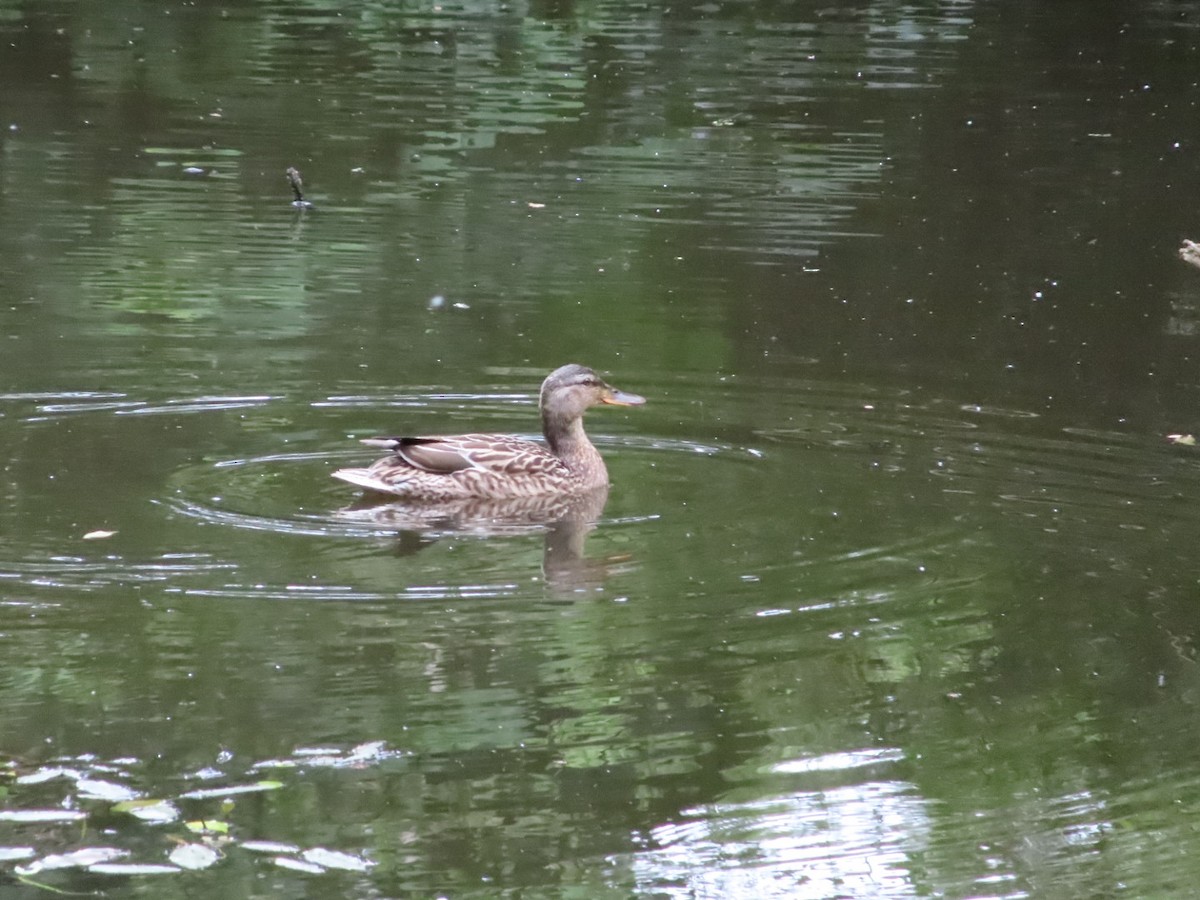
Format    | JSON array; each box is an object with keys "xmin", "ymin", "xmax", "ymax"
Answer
[
  {"xmin": 88, "ymin": 862, "xmax": 180, "ymax": 875},
  {"xmin": 180, "ymin": 781, "xmax": 282, "ymax": 800},
  {"xmin": 0, "ymin": 809, "xmax": 87, "ymax": 823},
  {"xmin": 272, "ymin": 856, "xmax": 325, "ymax": 874},
  {"xmin": 168, "ymin": 843, "xmax": 221, "ymax": 870},
  {"xmin": 300, "ymin": 847, "xmax": 374, "ymax": 872},
  {"xmin": 185, "ymin": 819, "xmax": 230, "ymax": 835},
  {"xmin": 241, "ymin": 840, "xmax": 301, "ymax": 855}
]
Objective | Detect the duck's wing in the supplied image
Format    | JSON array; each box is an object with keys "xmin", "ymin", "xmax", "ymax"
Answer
[{"xmin": 361, "ymin": 433, "xmax": 558, "ymax": 477}]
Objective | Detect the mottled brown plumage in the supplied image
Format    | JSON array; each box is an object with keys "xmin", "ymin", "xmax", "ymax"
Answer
[{"xmin": 332, "ymin": 364, "xmax": 645, "ymax": 499}]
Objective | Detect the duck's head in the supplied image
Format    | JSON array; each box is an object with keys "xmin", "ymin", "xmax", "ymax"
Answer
[{"xmin": 540, "ymin": 364, "xmax": 645, "ymax": 422}]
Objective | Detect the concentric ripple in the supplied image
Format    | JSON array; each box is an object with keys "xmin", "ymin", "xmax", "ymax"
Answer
[{"xmin": 161, "ymin": 434, "xmax": 751, "ymax": 540}]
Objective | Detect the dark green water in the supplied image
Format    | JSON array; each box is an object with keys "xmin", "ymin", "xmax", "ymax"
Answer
[{"xmin": 4, "ymin": 0, "xmax": 1200, "ymax": 896}]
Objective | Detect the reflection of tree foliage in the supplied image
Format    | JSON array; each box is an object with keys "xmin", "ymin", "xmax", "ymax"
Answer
[{"xmin": 0, "ymin": 0, "xmax": 962, "ymax": 337}]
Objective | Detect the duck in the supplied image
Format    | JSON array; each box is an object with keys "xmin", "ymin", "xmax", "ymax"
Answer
[{"xmin": 332, "ymin": 364, "xmax": 645, "ymax": 499}]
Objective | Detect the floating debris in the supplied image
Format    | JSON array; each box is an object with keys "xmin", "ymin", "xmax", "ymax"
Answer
[
  {"xmin": 0, "ymin": 745, "xmax": 394, "ymax": 877},
  {"xmin": 82, "ymin": 530, "xmax": 116, "ymax": 540}
]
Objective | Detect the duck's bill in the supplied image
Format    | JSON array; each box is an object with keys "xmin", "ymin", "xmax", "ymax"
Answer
[{"xmin": 602, "ymin": 389, "xmax": 646, "ymax": 406}]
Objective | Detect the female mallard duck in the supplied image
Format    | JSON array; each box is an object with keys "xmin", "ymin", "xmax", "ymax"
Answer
[{"xmin": 332, "ymin": 364, "xmax": 645, "ymax": 499}]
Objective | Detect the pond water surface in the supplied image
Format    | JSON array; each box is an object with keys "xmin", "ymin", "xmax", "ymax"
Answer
[{"xmin": 4, "ymin": 1, "xmax": 1200, "ymax": 897}]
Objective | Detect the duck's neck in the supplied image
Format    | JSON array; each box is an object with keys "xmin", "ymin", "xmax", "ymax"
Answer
[{"xmin": 544, "ymin": 412, "xmax": 607, "ymax": 480}]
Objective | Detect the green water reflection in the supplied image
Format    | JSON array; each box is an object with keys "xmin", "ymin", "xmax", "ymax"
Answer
[{"xmin": 4, "ymin": 0, "xmax": 1200, "ymax": 897}]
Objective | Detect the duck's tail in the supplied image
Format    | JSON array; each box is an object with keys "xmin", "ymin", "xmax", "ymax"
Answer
[{"xmin": 331, "ymin": 467, "xmax": 404, "ymax": 495}]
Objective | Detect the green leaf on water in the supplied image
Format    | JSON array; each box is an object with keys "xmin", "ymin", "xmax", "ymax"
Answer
[{"xmin": 185, "ymin": 819, "xmax": 230, "ymax": 835}]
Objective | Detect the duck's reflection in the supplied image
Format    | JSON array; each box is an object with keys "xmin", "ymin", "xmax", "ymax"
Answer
[{"xmin": 336, "ymin": 486, "xmax": 624, "ymax": 591}]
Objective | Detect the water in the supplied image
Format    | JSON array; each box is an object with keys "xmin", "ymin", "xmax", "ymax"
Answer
[{"xmin": 4, "ymin": 0, "xmax": 1200, "ymax": 896}]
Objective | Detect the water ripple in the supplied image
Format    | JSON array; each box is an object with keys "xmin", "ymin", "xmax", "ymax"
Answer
[
  {"xmin": 163, "ymin": 435, "xmax": 750, "ymax": 541},
  {"xmin": 0, "ymin": 554, "xmax": 236, "ymax": 593}
]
